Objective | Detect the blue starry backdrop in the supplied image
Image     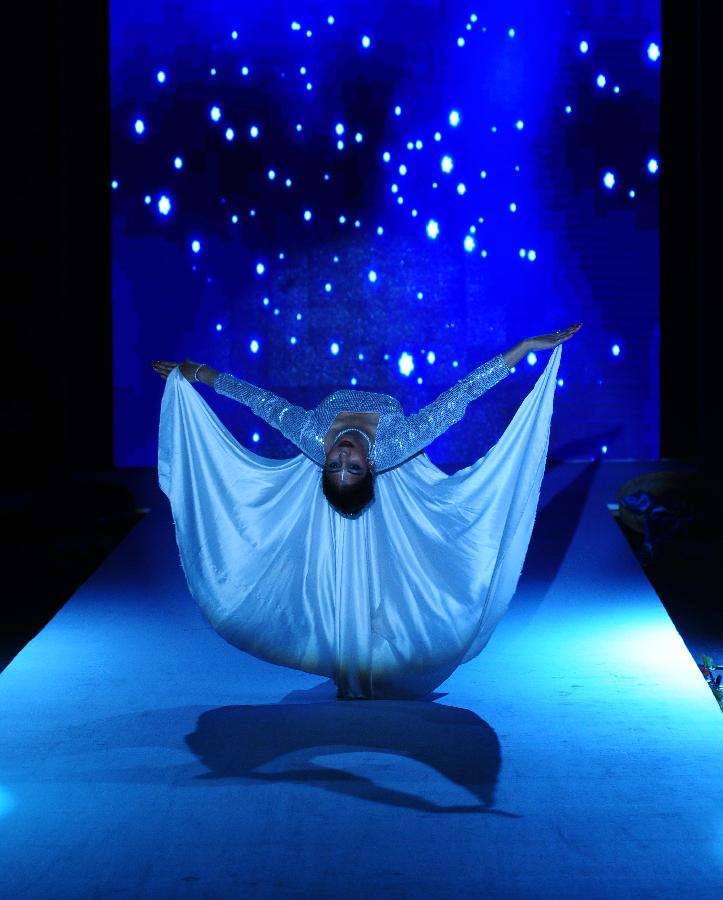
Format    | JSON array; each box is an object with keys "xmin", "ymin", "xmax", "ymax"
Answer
[{"xmin": 112, "ymin": 0, "xmax": 660, "ymax": 466}]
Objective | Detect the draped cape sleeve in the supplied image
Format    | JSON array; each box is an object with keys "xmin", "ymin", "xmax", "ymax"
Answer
[{"xmin": 158, "ymin": 346, "xmax": 562, "ymax": 699}]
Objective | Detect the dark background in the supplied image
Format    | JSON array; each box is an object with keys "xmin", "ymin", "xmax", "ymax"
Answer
[{"xmin": 1, "ymin": 2, "xmax": 712, "ymax": 673}]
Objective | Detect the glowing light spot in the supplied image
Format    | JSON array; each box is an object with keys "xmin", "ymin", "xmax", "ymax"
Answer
[
  {"xmin": 231, "ymin": 30, "xmax": 238, "ymax": 40},
  {"xmin": 337, "ymin": 140, "xmax": 344, "ymax": 151},
  {"xmin": 241, "ymin": 66, "xmax": 249, "ymax": 76},
  {"xmin": 377, "ymin": 226, "xmax": 384, "ymax": 235},
  {"xmin": 612, "ymin": 344, "xmax": 621, "ymax": 356},
  {"xmin": 481, "ymin": 249, "xmax": 488, "ymax": 258},
  {"xmin": 565, "ymin": 105, "xmax": 573, "ymax": 114},
  {"xmin": 328, "ymin": 16, "xmax": 335, "ymax": 25},
  {"xmin": 156, "ymin": 71, "xmax": 166, "ymax": 84},
  {"xmin": 249, "ymin": 125, "xmax": 259, "ymax": 138},
  {"xmin": 216, "ymin": 323, "xmax": 222, "ymax": 332},
  {"xmin": 417, "ymin": 291, "xmax": 423, "ymax": 299},
  {"xmin": 158, "ymin": 195, "xmax": 171, "ymax": 215},
  {"xmin": 613, "ymin": 85, "xmax": 620, "ymax": 94},
  {"xmin": 470, "ymin": 14, "xmax": 478, "ymax": 22},
  {"xmin": 268, "ymin": 169, "xmax": 276, "ymax": 180},
  {"xmin": 557, "ymin": 378, "xmax": 564, "ymax": 387},
  {"xmin": 256, "ymin": 262, "xmax": 266, "ymax": 275},
  {"xmin": 411, "ymin": 209, "xmax": 418, "ymax": 217},
  {"xmin": 397, "ymin": 197, "xmax": 404, "ymax": 205},
  {"xmin": 339, "ymin": 215, "xmax": 347, "ymax": 224},
  {"xmin": 134, "ymin": 119, "xmax": 145, "ymax": 135},
  {"xmin": 291, "ymin": 22, "xmax": 301, "ymax": 31},
  {"xmin": 306, "ymin": 82, "xmax": 313, "ymax": 91},
  {"xmin": 252, "ymin": 432, "xmax": 260, "ymax": 443},
  {"xmin": 508, "ymin": 28, "xmax": 516, "ymax": 38},
  {"xmin": 325, "ymin": 283, "xmax": 332, "ymax": 292},
  {"xmin": 383, "ymin": 151, "xmax": 391, "ymax": 163},
  {"xmin": 290, "ymin": 336, "xmax": 297, "ymax": 345},
  {"xmin": 647, "ymin": 158, "xmax": 659, "ymax": 174},
  {"xmin": 579, "ymin": 40, "xmax": 589, "ymax": 54},
  {"xmin": 391, "ymin": 184, "xmax": 399, "ymax": 194},
  {"xmin": 394, "ymin": 105, "xmax": 402, "ymax": 116},
  {"xmin": 285, "ymin": 178, "xmax": 292, "ymax": 187},
  {"xmin": 191, "ymin": 240, "xmax": 201, "ymax": 254},
  {"xmin": 355, "ymin": 132, "xmax": 363, "ymax": 143},
  {"xmin": 647, "ymin": 42, "xmax": 661, "ymax": 62},
  {"xmin": 457, "ymin": 183, "xmax": 467, "ymax": 195},
  {"xmin": 250, "ymin": 340, "xmax": 260, "ymax": 353},
  {"xmin": 368, "ymin": 270, "xmax": 378, "ymax": 283},
  {"xmin": 225, "ymin": 128, "xmax": 235, "ymax": 141},
  {"xmin": 335, "ymin": 123, "xmax": 345, "ymax": 136},
  {"xmin": 603, "ymin": 171, "xmax": 616, "ymax": 189},
  {"xmin": 426, "ymin": 219, "xmax": 440, "ymax": 239},
  {"xmin": 427, "ymin": 351, "xmax": 436, "ymax": 364},
  {"xmin": 296, "ymin": 123, "xmax": 303, "ymax": 132},
  {"xmin": 480, "ymin": 170, "xmax": 487, "ymax": 179},
  {"xmin": 441, "ymin": 155, "xmax": 454, "ymax": 173},
  {"xmin": 628, "ymin": 189, "xmax": 636, "ymax": 199},
  {"xmin": 330, "ymin": 341, "xmax": 340, "ymax": 355},
  {"xmin": 362, "ymin": 35, "xmax": 371, "ymax": 49},
  {"xmin": 519, "ymin": 248, "xmax": 527, "ymax": 258},
  {"xmin": 434, "ymin": 131, "xmax": 442, "ymax": 141},
  {"xmin": 210, "ymin": 106, "xmax": 221, "ymax": 122},
  {"xmin": 303, "ymin": 210, "xmax": 312, "ymax": 221},
  {"xmin": 350, "ymin": 377, "xmax": 358, "ymax": 385},
  {"xmin": 449, "ymin": 110, "xmax": 461, "ymax": 127},
  {"xmin": 601, "ymin": 445, "xmax": 608, "ymax": 454},
  {"xmin": 262, "ymin": 297, "xmax": 269, "ymax": 306},
  {"xmin": 516, "ymin": 120, "xmax": 524, "ymax": 130},
  {"xmin": 528, "ymin": 250, "xmax": 537, "ymax": 261},
  {"xmin": 111, "ymin": 180, "xmax": 119, "ymax": 189},
  {"xmin": 527, "ymin": 352, "xmax": 537, "ymax": 366},
  {"xmin": 596, "ymin": 74, "xmax": 607, "ymax": 88},
  {"xmin": 398, "ymin": 352, "xmax": 415, "ymax": 376},
  {"xmin": 210, "ymin": 68, "xmax": 217, "ymax": 76},
  {"xmin": 174, "ymin": 157, "xmax": 183, "ymax": 169},
  {"xmin": 509, "ymin": 202, "xmax": 518, "ymax": 212},
  {"xmin": 144, "ymin": 195, "xmax": 151, "ymax": 204},
  {"xmin": 464, "ymin": 235, "xmax": 476, "ymax": 252},
  {"xmin": 358, "ymin": 353, "xmax": 365, "ymax": 361}
]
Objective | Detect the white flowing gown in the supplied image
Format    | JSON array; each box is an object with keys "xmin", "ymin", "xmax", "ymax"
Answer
[{"xmin": 158, "ymin": 345, "xmax": 561, "ymax": 699}]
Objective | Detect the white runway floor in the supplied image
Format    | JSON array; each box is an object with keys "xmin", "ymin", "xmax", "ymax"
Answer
[{"xmin": 2, "ymin": 462, "xmax": 722, "ymax": 898}]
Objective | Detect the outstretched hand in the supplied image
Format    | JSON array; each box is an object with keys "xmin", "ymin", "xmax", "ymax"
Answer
[
  {"xmin": 526, "ymin": 322, "xmax": 582, "ymax": 351},
  {"xmin": 152, "ymin": 358, "xmax": 204, "ymax": 383}
]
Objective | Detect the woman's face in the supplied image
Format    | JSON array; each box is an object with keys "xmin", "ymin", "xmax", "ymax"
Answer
[{"xmin": 324, "ymin": 432, "xmax": 369, "ymax": 487}]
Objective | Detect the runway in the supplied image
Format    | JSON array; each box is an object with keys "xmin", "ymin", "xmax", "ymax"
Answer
[{"xmin": 2, "ymin": 461, "xmax": 722, "ymax": 898}]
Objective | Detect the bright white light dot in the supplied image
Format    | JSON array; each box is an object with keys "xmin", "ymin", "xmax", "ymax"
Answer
[
  {"xmin": 457, "ymin": 37, "xmax": 465, "ymax": 47},
  {"xmin": 527, "ymin": 351, "xmax": 537, "ymax": 366},
  {"xmin": 210, "ymin": 106, "xmax": 221, "ymax": 122},
  {"xmin": 399, "ymin": 165, "xmax": 408, "ymax": 176},
  {"xmin": 156, "ymin": 71, "xmax": 166, "ymax": 83},
  {"xmin": 306, "ymin": 82, "xmax": 313, "ymax": 90},
  {"xmin": 480, "ymin": 170, "xmax": 487, "ymax": 179},
  {"xmin": 397, "ymin": 197, "xmax": 404, "ymax": 204},
  {"xmin": 391, "ymin": 184, "xmax": 399, "ymax": 194},
  {"xmin": 191, "ymin": 240, "xmax": 201, "ymax": 253},
  {"xmin": 273, "ymin": 309, "xmax": 280, "ymax": 316},
  {"xmin": 290, "ymin": 336, "xmax": 297, "ymax": 345},
  {"xmin": 262, "ymin": 297, "xmax": 269, "ymax": 306},
  {"xmin": 647, "ymin": 42, "xmax": 661, "ymax": 62},
  {"xmin": 306, "ymin": 30, "xmax": 312, "ymax": 38},
  {"xmin": 231, "ymin": 213, "xmax": 238, "ymax": 223},
  {"xmin": 449, "ymin": 110, "xmax": 461, "ymax": 127},
  {"xmin": 377, "ymin": 226, "xmax": 384, "ymax": 235},
  {"xmin": 441, "ymin": 155, "xmax": 454, "ymax": 173},
  {"xmin": 647, "ymin": 158, "xmax": 659, "ymax": 174},
  {"xmin": 464, "ymin": 235, "xmax": 475, "ymax": 252},
  {"xmin": 427, "ymin": 351, "xmax": 436, "ymax": 364},
  {"xmin": 516, "ymin": 120, "xmax": 525, "ymax": 131},
  {"xmin": 417, "ymin": 377, "xmax": 423, "ymax": 384},
  {"xmin": 250, "ymin": 340, "xmax": 260, "ymax": 353},
  {"xmin": 411, "ymin": 209, "xmax": 418, "ymax": 217},
  {"xmin": 509, "ymin": 202, "xmax": 518, "ymax": 212},
  {"xmin": 457, "ymin": 183, "xmax": 467, "ymax": 195},
  {"xmin": 394, "ymin": 105, "xmax": 402, "ymax": 116},
  {"xmin": 268, "ymin": 169, "xmax": 276, "ymax": 180},
  {"xmin": 528, "ymin": 250, "xmax": 537, "ymax": 261},
  {"xmin": 144, "ymin": 195, "xmax": 151, "ymax": 204},
  {"xmin": 333, "ymin": 256, "xmax": 339, "ymax": 263},
  {"xmin": 303, "ymin": 210, "xmax": 312, "ymax": 221},
  {"xmin": 601, "ymin": 445, "xmax": 608, "ymax": 454},
  {"xmin": 417, "ymin": 291, "xmax": 423, "ymax": 299},
  {"xmin": 519, "ymin": 248, "xmax": 527, "ymax": 258},
  {"xmin": 426, "ymin": 219, "xmax": 440, "ymax": 239},
  {"xmin": 134, "ymin": 119, "xmax": 145, "ymax": 135},
  {"xmin": 256, "ymin": 263, "xmax": 265, "ymax": 275},
  {"xmin": 470, "ymin": 13, "xmax": 478, "ymax": 22},
  {"xmin": 296, "ymin": 123, "xmax": 303, "ymax": 132},
  {"xmin": 231, "ymin": 30, "xmax": 238, "ymax": 39},
  {"xmin": 579, "ymin": 40, "xmax": 589, "ymax": 54},
  {"xmin": 383, "ymin": 151, "xmax": 391, "ymax": 163},
  {"xmin": 368, "ymin": 270, "xmax": 378, "ymax": 283},
  {"xmin": 434, "ymin": 131, "xmax": 442, "ymax": 141},
  {"xmin": 355, "ymin": 132, "xmax": 363, "ymax": 143},
  {"xmin": 557, "ymin": 378, "xmax": 564, "ymax": 387},
  {"xmin": 339, "ymin": 215, "xmax": 347, "ymax": 224},
  {"xmin": 596, "ymin": 74, "xmax": 607, "ymax": 88},
  {"xmin": 225, "ymin": 128, "xmax": 235, "ymax": 141},
  {"xmin": 453, "ymin": 360, "xmax": 459, "ymax": 368},
  {"xmin": 250, "ymin": 209, "xmax": 256, "ymax": 216},
  {"xmin": 415, "ymin": 140, "xmax": 423, "ymax": 149},
  {"xmin": 210, "ymin": 68, "xmax": 217, "ymax": 76},
  {"xmin": 241, "ymin": 66, "xmax": 249, "ymax": 76},
  {"xmin": 296, "ymin": 313, "xmax": 302, "ymax": 320},
  {"xmin": 300, "ymin": 66, "xmax": 307, "ymax": 75},
  {"xmin": 325, "ymin": 283, "xmax": 332, "ymax": 292},
  {"xmin": 481, "ymin": 250, "xmax": 488, "ymax": 258},
  {"xmin": 613, "ymin": 85, "xmax": 620, "ymax": 94},
  {"xmin": 111, "ymin": 180, "xmax": 119, "ymax": 189},
  {"xmin": 250, "ymin": 125, "xmax": 259, "ymax": 138},
  {"xmin": 362, "ymin": 35, "xmax": 371, "ymax": 48},
  {"xmin": 603, "ymin": 171, "xmax": 616, "ymax": 189},
  {"xmin": 252, "ymin": 432, "xmax": 260, "ymax": 443},
  {"xmin": 335, "ymin": 123, "xmax": 345, "ymax": 136},
  {"xmin": 350, "ymin": 377, "xmax": 357, "ymax": 386},
  {"xmin": 285, "ymin": 178, "xmax": 292, "ymax": 187},
  {"xmin": 358, "ymin": 353, "xmax": 365, "ymax": 361},
  {"xmin": 328, "ymin": 15, "xmax": 335, "ymax": 25},
  {"xmin": 158, "ymin": 195, "xmax": 171, "ymax": 215},
  {"xmin": 407, "ymin": 141, "xmax": 414, "ymax": 151},
  {"xmin": 330, "ymin": 342, "xmax": 340, "ymax": 355},
  {"xmin": 565, "ymin": 105, "xmax": 572, "ymax": 114},
  {"xmin": 174, "ymin": 157, "xmax": 183, "ymax": 169},
  {"xmin": 612, "ymin": 344, "xmax": 621, "ymax": 356},
  {"xmin": 291, "ymin": 22, "xmax": 301, "ymax": 31},
  {"xmin": 508, "ymin": 28, "xmax": 516, "ymax": 37},
  {"xmin": 337, "ymin": 140, "xmax": 344, "ymax": 151},
  {"xmin": 629, "ymin": 189, "xmax": 636, "ymax": 199},
  {"xmin": 398, "ymin": 352, "xmax": 415, "ymax": 376}
]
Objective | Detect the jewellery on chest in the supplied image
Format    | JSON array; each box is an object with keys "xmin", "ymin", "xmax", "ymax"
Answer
[{"xmin": 333, "ymin": 427, "xmax": 373, "ymax": 456}]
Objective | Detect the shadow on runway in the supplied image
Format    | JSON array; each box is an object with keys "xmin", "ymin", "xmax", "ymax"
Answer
[{"xmin": 184, "ymin": 696, "xmax": 518, "ymax": 817}]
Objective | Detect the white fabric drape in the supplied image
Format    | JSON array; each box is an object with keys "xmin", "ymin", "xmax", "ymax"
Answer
[{"xmin": 158, "ymin": 346, "xmax": 561, "ymax": 699}]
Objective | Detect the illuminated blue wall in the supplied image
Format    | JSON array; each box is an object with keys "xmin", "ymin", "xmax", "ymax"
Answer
[{"xmin": 111, "ymin": 0, "xmax": 660, "ymax": 466}]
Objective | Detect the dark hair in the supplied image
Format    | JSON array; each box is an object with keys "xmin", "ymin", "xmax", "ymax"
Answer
[{"xmin": 322, "ymin": 468, "xmax": 375, "ymax": 517}]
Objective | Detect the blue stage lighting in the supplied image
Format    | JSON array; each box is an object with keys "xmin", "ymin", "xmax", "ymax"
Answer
[
  {"xmin": 426, "ymin": 219, "xmax": 440, "ymax": 239},
  {"xmin": 457, "ymin": 38, "xmax": 465, "ymax": 47},
  {"xmin": 629, "ymin": 190, "xmax": 636, "ymax": 199},
  {"xmin": 399, "ymin": 164, "xmax": 408, "ymax": 176},
  {"xmin": 325, "ymin": 283, "xmax": 332, "ymax": 292},
  {"xmin": 158, "ymin": 195, "xmax": 171, "ymax": 215},
  {"xmin": 156, "ymin": 71, "xmax": 166, "ymax": 84},
  {"xmin": 565, "ymin": 105, "xmax": 572, "ymax": 114},
  {"xmin": 210, "ymin": 106, "xmax": 221, "ymax": 122},
  {"xmin": 250, "ymin": 340, "xmax": 260, "ymax": 353},
  {"xmin": 596, "ymin": 74, "xmax": 607, "ymax": 88},
  {"xmin": 134, "ymin": 119, "xmax": 145, "ymax": 135},
  {"xmin": 225, "ymin": 128, "xmax": 235, "ymax": 141},
  {"xmin": 303, "ymin": 210, "xmax": 312, "ymax": 221},
  {"xmin": 441, "ymin": 156, "xmax": 454, "ymax": 173},
  {"xmin": 290, "ymin": 336, "xmax": 297, "ymax": 345},
  {"xmin": 382, "ymin": 151, "xmax": 391, "ymax": 163},
  {"xmin": 579, "ymin": 40, "xmax": 589, "ymax": 54},
  {"xmin": 291, "ymin": 22, "xmax": 301, "ymax": 31},
  {"xmin": 231, "ymin": 214, "xmax": 238, "ymax": 223},
  {"xmin": 191, "ymin": 240, "xmax": 201, "ymax": 253},
  {"xmin": 252, "ymin": 432, "xmax": 260, "ymax": 443},
  {"xmin": 377, "ymin": 226, "xmax": 384, "ymax": 235},
  {"xmin": 509, "ymin": 202, "xmax": 518, "ymax": 212},
  {"xmin": 508, "ymin": 28, "xmax": 516, "ymax": 38},
  {"xmin": 355, "ymin": 133, "xmax": 363, "ymax": 143},
  {"xmin": 337, "ymin": 140, "xmax": 344, "ymax": 150},
  {"xmin": 457, "ymin": 183, "xmax": 467, "ymax": 195},
  {"xmin": 398, "ymin": 352, "xmax": 414, "ymax": 376},
  {"xmin": 603, "ymin": 171, "xmax": 616, "ymax": 189},
  {"xmin": 249, "ymin": 125, "xmax": 259, "ymax": 138},
  {"xmin": 362, "ymin": 35, "xmax": 371, "ymax": 49},
  {"xmin": 216, "ymin": 323, "xmax": 222, "ymax": 331},
  {"xmin": 427, "ymin": 351, "xmax": 436, "ymax": 364},
  {"xmin": 335, "ymin": 123, "xmax": 345, "ymax": 135},
  {"xmin": 519, "ymin": 248, "xmax": 527, "ymax": 258},
  {"xmin": 111, "ymin": 180, "xmax": 119, "ymax": 189},
  {"xmin": 464, "ymin": 236, "xmax": 475, "ymax": 252},
  {"xmin": 527, "ymin": 352, "xmax": 537, "ymax": 366},
  {"xmin": 368, "ymin": 270, "xmax": 378, "ymax": 283},
  {"xmin": 327, "ymin": 16, "xmax": 335, "ymax": 25},
  {"xmin": 394, "ymin": 105, "xmax": 402, "ymax": 116},
  {"xmin": 330, "ymin": 342, "xmax": 340, "ymax": 355},
  {"xmin": 647, "ymin": 42, "xmax": 661, "ymax": 62},
  {"xmin": 449, "ymin": 110, "xmax": 461, "ymax": 127},
  {"xmin": 516, "ymin": 120, "xmax": 524, "ymax": 130},
  {"xmin": 256, "ymin": 262, "xmax": 265, "ymax": 275},
  {"xmin": 339, "ymin": 215, "xmax": 347, "ymax": 224},
  {"xmin": 434, "ymin": 132, "xmax": 442, "ymax": 141},
  {"xmin": 268, "ymin": 170, "xmax": 276, "ymax": 180},
  {"xmin": 174, "ymin": 157, "xmax": 183, "ymax": 169},
  {"xmin": 528, "ymin": 250, "xmax": 537, "ymax": 261},
  {"xmin": 144, "ymin": 195, "xmax": 151, "ymax": 204},
  {"xmin": 647, "ymin": 158, "xmax": 659, "ymax": 174},
  {"xmin": 241, "ymin": 66, "xmax": 249, "ymax": 76},
  {"xmin": 612, "ymin": 344, "xmax": 621, "ymax": 356}
]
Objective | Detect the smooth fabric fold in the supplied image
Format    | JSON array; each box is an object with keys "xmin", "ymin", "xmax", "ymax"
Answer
[{"xmin": 158, "ymin": 346, "xmax": 561, "ymax": 699}]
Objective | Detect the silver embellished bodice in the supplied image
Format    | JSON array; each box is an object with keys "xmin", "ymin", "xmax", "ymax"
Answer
[{"xmin": 213, "ymin": 353, "xmax": 510, "ymax": 472}]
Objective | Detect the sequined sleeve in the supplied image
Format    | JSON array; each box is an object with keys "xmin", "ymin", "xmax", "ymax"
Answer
[
  {"xmin": 213, "ymin": 372, "xmax": 311, "ymax": 449},
  {"xmin": 375, "ymin": 353, "xmax": 510, "ymax": 471}
]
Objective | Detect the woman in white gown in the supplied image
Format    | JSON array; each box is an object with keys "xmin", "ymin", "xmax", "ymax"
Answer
[{"xmin": 153, "ymin": 323, "xmax": 581, "ymax": 699}]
